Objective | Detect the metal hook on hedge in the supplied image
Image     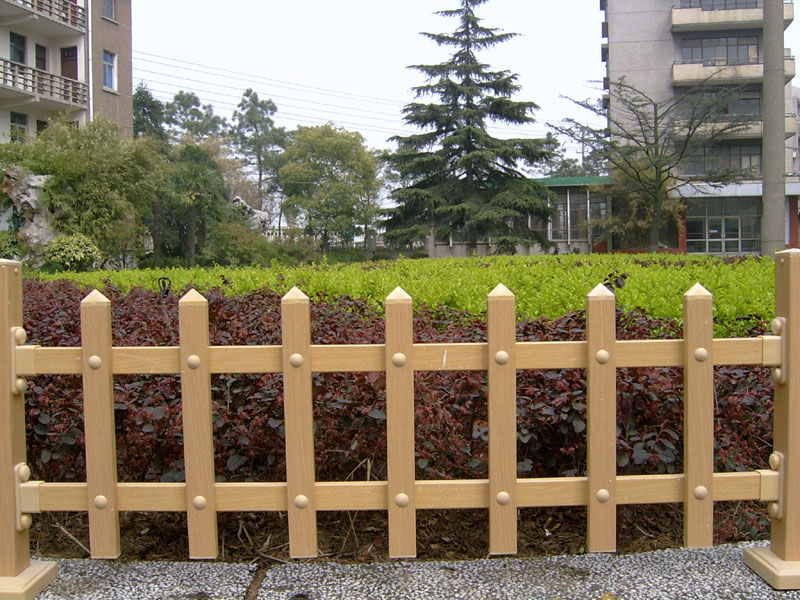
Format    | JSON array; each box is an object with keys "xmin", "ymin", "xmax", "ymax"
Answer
[{"xmin": 158, "ymin": 277, "xmax": 172, "ymax": 297}]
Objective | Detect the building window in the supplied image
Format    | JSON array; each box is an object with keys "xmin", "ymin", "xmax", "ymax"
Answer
[
  {"xmin": 687, "ymin": 144, "xmax": 762, "ymax": 175},
  {"xmin": 36, "ymin": 120, "xmax": 48, "ymax": 135},
  {"xmin": 10, "ymin": 32, "xmax": 26, "ymax": 64},
  {"xmin": 686, "ymin": 197, "xmax": 761, "ymax": 254},
  {"xmin": 102, "ymin": 50, "xmax": 116, "ymax": 90},
  {"xmin": 679, "ymin": 0, "xmax": 762, "ymax": 10},
  {"xmin": 10, "ymin": 112, "xmax": 27, "ymax": 142},
  {"xmin": 102, "ymin": 0, "xmax": 115, "ymax": 19},
  {"xmin": 681, "ymin": 36, "xmax": 760, "ymax": 66}
]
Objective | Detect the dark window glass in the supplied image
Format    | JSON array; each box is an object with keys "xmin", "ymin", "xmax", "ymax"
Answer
[
  {"xmin": 102, "ymin": 0, "xmax": 115, "ymax": 19},
  {"xmin": 10, "ymin": 112, "xmax": 27, "ymax": 142},
  {"xmin": 10, "ymin": 32, "xmax": 25, "ymax": 64}
]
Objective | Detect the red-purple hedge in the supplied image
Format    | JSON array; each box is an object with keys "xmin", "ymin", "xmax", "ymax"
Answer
[{"xmin": 21, "ymin": 280, "xmax": 774, "ymax": 486}]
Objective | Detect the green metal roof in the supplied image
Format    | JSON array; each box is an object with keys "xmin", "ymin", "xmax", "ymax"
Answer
[{"xmin": 534, "ymin": 176, "xmax": 614, "ymax": 187}]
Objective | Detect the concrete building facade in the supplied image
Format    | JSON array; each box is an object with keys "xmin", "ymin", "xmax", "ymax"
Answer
[
  {"xmin": 601, "ymin": 0, "xmax": 799, "ymax": 254},
  {"xmin": 0, "ymin": 0, "xmax": 132, "ymax": 141}
]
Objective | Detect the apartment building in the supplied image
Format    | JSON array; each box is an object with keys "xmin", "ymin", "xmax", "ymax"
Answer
[
  {"xmin": 601, "ymin": 0, "xmax": 799, "ymax": 254},
  {"xmin": 0, "ymin": 0, "xmax": 132, "ymax": 141}
]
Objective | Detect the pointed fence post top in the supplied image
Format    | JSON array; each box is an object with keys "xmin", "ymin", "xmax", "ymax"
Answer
[
  {"xmin": 587, "ymin": 283, "xmax": 615, "ymax": 299},
  {"xmin": 81, "ymin": 289, "xmax": 110, "ymax": 306},
  {"xmin": 684, "ymin": 283, "xmax": 712, "ymax": 299},
  {"xmin": 386, "ymin": 286, "xmax": 412, "ymax": 304},
  {"xmin": 282, "ymin": 286, "xmax": 309, "ymax": 305},
  {"xmin": 488, "ymin": 283, "xmax": 514, "ymax": 299},
  {"xmin": 179, "ymin": 289, "xmax": 207, "ymax": 305},
  {"xmin": 776, "ymin": 248, "xmax": 800, "ymax": 259}
]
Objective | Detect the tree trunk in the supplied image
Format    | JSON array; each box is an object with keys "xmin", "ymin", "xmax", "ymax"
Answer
[
  {"xmin": 648, "ymin": 194, "xmax": 663, "ymax": 253},
  {"xmin": 152, "ymin": 195, "xmax": 163, "ymax": 267},
  {"xmin": 187, "ymin": 203, "xmax": 196, "ymax": 267}
]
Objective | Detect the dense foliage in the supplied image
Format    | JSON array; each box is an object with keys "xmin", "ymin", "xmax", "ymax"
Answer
[
  {"xmin": 35, "ymin": 254, "xmax": 774, "ymax": 337},
  {"xmin": 385, "ymin": 0, "xmax": 556, "ymax": 253},
  {"xmin": 22, "ymin": 279, "xmax": 772, "ymax": 490}
]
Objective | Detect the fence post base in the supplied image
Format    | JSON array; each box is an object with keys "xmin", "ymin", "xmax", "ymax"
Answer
[
  {"xmin": 744, "ymin": 547, "xmax": 800, "ymax": 590},
  {"xmin": 0, "ymin": 561, "xmax": 57, "ymax": 600}
]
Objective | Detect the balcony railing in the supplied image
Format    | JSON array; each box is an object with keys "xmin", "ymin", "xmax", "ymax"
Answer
[
  {"xmin": 0, "ymin": 59, "xmax": 87, "ymax": 106},
  {"xmin": 677, "ymin": 57, "xmax": 762, "ymax": 66},
  {"xmin": 674, "ymin": 0, "xmax": 791, "ymax": 9},
  {"xmin": 5, "ymin": 0, "xmax": 86, "ymax": 30}
]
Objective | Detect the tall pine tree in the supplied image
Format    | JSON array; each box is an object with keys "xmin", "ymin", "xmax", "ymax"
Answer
[{"xmin": 385, "ymin": 0, "xmax": 556, "ymax": 254}]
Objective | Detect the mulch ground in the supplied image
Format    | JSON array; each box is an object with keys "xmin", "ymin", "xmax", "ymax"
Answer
[{"xmin": 29, "ymin": 501, "xmax": 768, "ymax": 564}]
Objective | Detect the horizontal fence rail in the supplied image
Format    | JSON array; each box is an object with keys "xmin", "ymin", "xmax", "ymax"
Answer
[{"xmin": 3, "ymin": 251, "xmax": 800, "ymax": 597}]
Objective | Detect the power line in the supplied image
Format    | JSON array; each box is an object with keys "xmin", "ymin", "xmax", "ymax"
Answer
[{"xmin": 132, "ymin": 53, "xmax": 558, "ymax": 138}]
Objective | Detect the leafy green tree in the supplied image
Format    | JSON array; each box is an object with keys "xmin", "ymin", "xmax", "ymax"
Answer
[
  {"xmin": 279, "ymin": 124, "xmax": 381, "ymax": 252},
  {"xmin": 554, "ymin": 79, "xmax": 758, "ymax": 251},
  {"xmin": 229, "ymin": 89, "xmax": 288, "ymax": 217},
  {"xmin": 165, "ymin": 91, "xmax": 227, "ymax": 141},
  {"xmin": 133, "ymin": 83, "xmax": 168, "ymax": 142},
  {"xmin": 0, "ymin": 117, "xmax": 167, "ymax": 266},
  {"xmin": 170, "ymin": 144, "xmax": 229, "ymax": 267},
  {"xmin": 385, "ymin": 0, "xmax": 556, "ymax": 254}
]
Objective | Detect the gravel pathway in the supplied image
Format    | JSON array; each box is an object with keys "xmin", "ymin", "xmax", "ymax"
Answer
[{"xmin": 33, "ymin": 541, "xmax": 800, "ymax": 600}]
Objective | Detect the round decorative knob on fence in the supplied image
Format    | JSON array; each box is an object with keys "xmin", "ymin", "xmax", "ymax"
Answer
[
  {"xmin": 772, "ymin": 318, "xmax": 784, "ymax": 336},
  {"xmin": 596, "ymin": 489, "xmax": 611, "ymax": 503},
  {"xmin": 17, "ymin": 464, "xmax": 30, "ymax": 483},
  {"xmin": 289, "ymin": 353, "xmax": 304, "ymax": 368},
  {"xmin": 496, "ymin": 491, "xmax": 511, "ymax": 506},
  {"xmin": 294, "ymin": 494, "xmax": 309, "ymax": 509},
  {"xmin": 13, "ymin": 377, "xmax": 26, "ymax": 395},
  {"xmin": 192, "ymin": 496, "xmax": 207, "ymax": 510},
  {"xmin": 769, "ymin": 453, "xmax": 782, "ymax": 471},
  {"xmin": 87, "ymin": 355, "xmax": 102, "ymax": 370},
  {"xmin": 19, "ymin": 514, "xmax": 32, "ymax": 531},
  {"xmin": 693, "ymin": 348, "xmax": 709, "ymax": 363},
  {"xmin": 14, "ymin": 327, "xmax": 27, "ymax": 345},
  {"xmin": 595, "ymin": 350, "xmax": 610, "ymax": 365},
  {"xmin": 394, "ymin": 493, "xmax": 410, "ymax": 508},
  {"xmin": 186, "ymin": 355, "xmax": 201, "ymax": 370},
  {"xmin": 391, "ymin": 353, "xmax": 407, "ymax": 367},
  {"xmin": 693, "ymin": 486, "xmax": 708, "ymax": 500},
  {"xmin": 494, "ymin": 351, "xmax": 509, "ymax": 366},
  {"xmin": 94, "ymin": 495, "xmax": 108, "ymax": 509},
  {"xmin": 768, "ymin": 502, "xmax": 781, "ymax": 519},
  {"xmin": 772, "ymin": 368, "xmax": 786, "ymax": 385}
]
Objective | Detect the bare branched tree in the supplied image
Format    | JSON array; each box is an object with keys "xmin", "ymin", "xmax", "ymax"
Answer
[{"xmin": 553, "ymin": 78, "xmax": 759, "ymax": 250}]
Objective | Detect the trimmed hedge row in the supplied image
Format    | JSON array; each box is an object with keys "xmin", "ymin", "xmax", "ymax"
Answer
[
  {"xmin": 33, "ymin": 254, "xmax": 774, "ymax": 337},
  {"xmin": 22, "ymin": 280, "xmax": 773, "ymax": 488}
]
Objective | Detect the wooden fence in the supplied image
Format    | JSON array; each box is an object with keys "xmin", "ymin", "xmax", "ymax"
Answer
[{"xmin": 2, "ymin": 252, "xmax": 800, "ymax": 598}]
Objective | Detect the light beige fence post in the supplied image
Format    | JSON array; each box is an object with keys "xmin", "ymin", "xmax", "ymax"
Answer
[
  {"xmin": 586, "ymin": 284, "xmax": 616, "ymax": 553},
  {"xmin": 81, "ymin": 290, "xmax": 121, "ymax": 558},
  {"xmin": 683, "ymin": 284, "xmax": 714, "ymax": 548},
  {"xmin": 745, "ymin": 249, "xmax": 800, "ymax": 588},
  {"xmin": 179, "ymin": 290, "xmax": 218, "ymax": 559},
  {"xmin": 487, "ymin": 284, "xmax": 517, "ymax": 555},
  {"xmin": 385, "ymin": 287, "xmax": 416, "ymax": 558},
  {"xmin": 281, "ymin": 287, "xmax": 318, "ymax": 558},
  {"xmin": 0, "ymin": 259, "xmax": 57, "ymax": 599}
]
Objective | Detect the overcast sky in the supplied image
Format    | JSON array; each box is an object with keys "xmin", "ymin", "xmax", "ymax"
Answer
[{"xmin": 130, "ymin": 1, "xmax": 800, "ymax": 155}]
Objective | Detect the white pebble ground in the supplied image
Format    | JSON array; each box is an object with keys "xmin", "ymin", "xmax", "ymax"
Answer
[{"xmin": 33, "ymin": 541, "xmax": 800, "ymax": 600}]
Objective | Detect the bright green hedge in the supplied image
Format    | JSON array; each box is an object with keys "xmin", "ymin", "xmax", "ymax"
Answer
[{"xmin": 31, "ymin": 254, "xmax": 774, "ymax": 335}]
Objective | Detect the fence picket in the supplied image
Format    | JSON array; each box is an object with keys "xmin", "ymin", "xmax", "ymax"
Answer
[
  {"xmin": 81, "ymin": 290, "xmax": 120, "ymax": 558},
  {"xmin": 0, "ymin": 260, "xmax": 29, "ymax": 575},
  {"xmin": 179, "ymin": 290, "xmax": 218, "ymax": 559},
  {"xmin": 683, "ymin": 284, "xmax": 714, "ymax": 547},
  {"xmin": 281, "ymin": 287, "xmax": 318, "ymax": 558},
  {"xmin": 386, "ymin": 287, "xmax": 416, "ymax": 558},
  {"xmin": 487, "ymin": 284, "xmax": 517, "ymax": 555},
  {"xmin": 586, "ymin": 284, "xmax": 617, "ymax": 552}
]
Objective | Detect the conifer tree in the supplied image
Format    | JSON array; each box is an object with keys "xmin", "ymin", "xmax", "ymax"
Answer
[{"xmin": 385, "ymin": 0, "xmax": 556, "ymax": 253}]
